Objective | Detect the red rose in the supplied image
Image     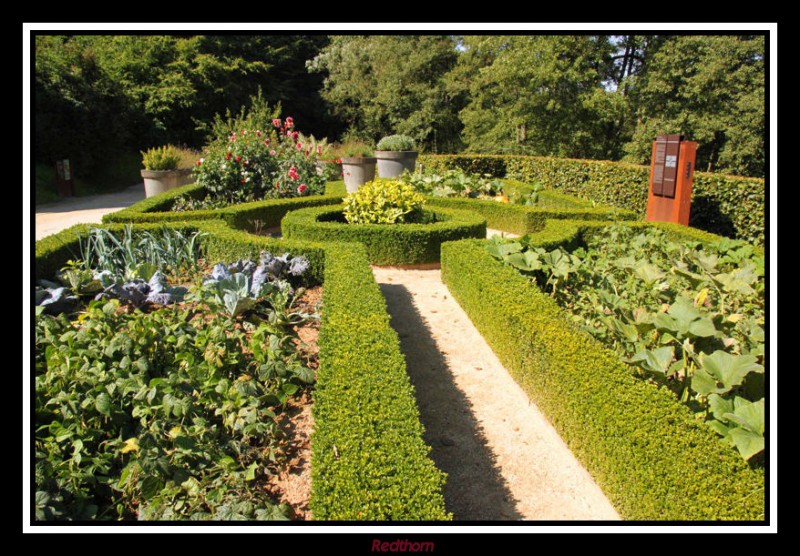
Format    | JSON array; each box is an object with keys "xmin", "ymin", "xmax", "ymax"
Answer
[
  {"xmin": 298, "ymin": 184, "xmax": 308, "ymax": 194},
  {"xmin": 235, "ymin": 156, "xmax": 242, "ymax": 162}
]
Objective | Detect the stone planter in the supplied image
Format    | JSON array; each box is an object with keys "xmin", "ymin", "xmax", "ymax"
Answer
[
  {"xmin": 141, "ymin": 168, "xmax": 194, "ymax": 198},
  {"xmin": 341, "ymin": 157, "xmax": 377, "ymax": 193},
  {"xmin": 375, "ymin": 150, "xmax": 418, "ymax": 178}
]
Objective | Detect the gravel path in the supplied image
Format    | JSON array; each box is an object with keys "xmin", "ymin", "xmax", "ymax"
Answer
[
  {"xmin": 35, "ymin": 183, "xmax": 145, "ymax": 240},
  {"xmin": 372, "ymin": 266, "xmax": 620, "ymax": 521}
]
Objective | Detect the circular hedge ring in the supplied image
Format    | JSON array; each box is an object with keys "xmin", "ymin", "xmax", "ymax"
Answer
[{"xmin": 281, "ymin": 205, "xmax": 486, "ymax": 265}]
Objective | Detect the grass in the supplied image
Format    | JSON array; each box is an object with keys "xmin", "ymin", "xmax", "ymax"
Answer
[{"xmin": 34, "ymin": 152, "xmax": 144, "ymax": 205}]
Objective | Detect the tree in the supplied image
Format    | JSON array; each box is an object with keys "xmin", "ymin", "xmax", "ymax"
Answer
[
  {"xmin": 35, "ymin": 36, "xmax": 134, "ymax": 176},
  {"xmin": 34, "ymin": 34, "xmax": 340, "ymax": 171},
  {"xmin": 623, "ymin": 35, "xmax": 765, "ymax": 177},
  {"xmin": 452, "ymin": 35, "xmax": 623, "ymax": 159},
  {"xmin": 307, "ymin": 35, "xmax": 463, "ymax": 152}
]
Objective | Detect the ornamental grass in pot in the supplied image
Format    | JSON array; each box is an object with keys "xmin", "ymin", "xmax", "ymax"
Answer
[
  {"xmin": 140, "ymin": 145, "xmax": 195, "ymax": 198},
  {"xmin": 374, "ymin": 134, "xmax": 418, "ymax": 178}
]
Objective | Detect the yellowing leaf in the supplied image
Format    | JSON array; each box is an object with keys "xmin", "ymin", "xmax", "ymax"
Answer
[
  {"xmin": 694, "ymin": 288, "xmax": 709, "ymax": 307},
  {"xmin": 120, "ymin": 437, "xmax": 139, "ymax": 454},
  {"xmin": 168, "ymin": 426, "xmax": 182, "ymax": 438}
]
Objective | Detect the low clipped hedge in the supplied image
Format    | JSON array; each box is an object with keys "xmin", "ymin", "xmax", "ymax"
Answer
[
  {"xmin": 419, "ymin": 154, "xmax": 765, "ymax": 246},
  {"xmin": 440, "ymin": 238, "xmax": 765, "ymax": 521},
  {"xmin": 282, "ymin": 205, "xmax": 486, "ymax": 265},
  {"xmin": 311, "ymin": 242, "xmax": 450, "ymax": 520},
  {"xmin": 35, "ymin": 216, "xmax": 450, "ymax": 521},
  {"xmin": 103, "ymin": 181, "xmax": 347, "ymax": 227},
  {"xmin": 425, "ymin": 195, "xmax": 636, "ymax": 236}
]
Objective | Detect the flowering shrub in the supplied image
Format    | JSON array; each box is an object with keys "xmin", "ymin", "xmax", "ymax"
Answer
[
  {"xmin": 343, "ymin": 179, "xmax": 426, "ymax": 224},
  {"xmin": 191, "ymin": 117, "xmax": 326, "ymax": 206}
]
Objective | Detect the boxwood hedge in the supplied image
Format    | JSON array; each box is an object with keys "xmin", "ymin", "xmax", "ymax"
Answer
[
  {"xmin": 282, "ymin": 205, "xmax": 486, "ymax": 265},
  {"xmin": 102, "ymin": 181, "xmax": 347, "ymax": 227},
  {"xmin": 419, "ymin": 154, "xmax": 765, "ymax": 246},
  {"xmin": 440, "ymin": 237, "xmax": 765, "ymax": 521},
  {"xmin": 425, "ymin": 195, "xmax": 636, "ymax": 236},
  {"xmin": 311, "ymin": 242, "xmax": 450, "ymax": 520}
]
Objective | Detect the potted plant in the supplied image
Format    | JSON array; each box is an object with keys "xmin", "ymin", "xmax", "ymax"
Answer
[
  {"xmin": 374, "ymin": 134, "xmax": 418, "ymax": 178},
  {"xmin": 339, "ymin": 141, "xmax": 376, "ymax": 193},
  {"xmin": 140, "ymin": 145, "xmax": 194, "ymax": 198}
]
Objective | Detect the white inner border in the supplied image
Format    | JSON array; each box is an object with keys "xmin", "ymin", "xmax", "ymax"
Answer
[{"xmin": 23, "ymin": 21, "xmax": 778, "ymax": 535}]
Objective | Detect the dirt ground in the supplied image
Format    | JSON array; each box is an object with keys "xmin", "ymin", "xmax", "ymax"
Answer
[{"xmin": 372, "ymin": 266, "xmax": 620, "ymax": 521}]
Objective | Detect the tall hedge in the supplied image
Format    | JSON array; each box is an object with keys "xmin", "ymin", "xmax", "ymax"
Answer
[{"xmin": 418, "ymin": 154, "xmax": 765, "ymax": 246}]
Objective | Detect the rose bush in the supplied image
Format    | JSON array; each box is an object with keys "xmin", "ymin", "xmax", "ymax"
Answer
[{"xmin": 191, "ymin": 117, "xmax": 326, "ymax": 206}]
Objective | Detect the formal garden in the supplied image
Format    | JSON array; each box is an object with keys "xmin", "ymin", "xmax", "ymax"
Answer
[{"xmin": 32, "ymin": 34, "xmax": 767, "ymax": 523}]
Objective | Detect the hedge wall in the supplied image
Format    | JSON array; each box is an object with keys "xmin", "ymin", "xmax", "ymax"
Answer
[
  {"xmin": 418, "ymin": 154, "xmax": 765, "ymax": 246},
  {"xmin": 440, "ymin": 238, "xmax": 764, "ymax": 521},
  {"xmin": 311, "ymin": 242, "xmax": 450, "ymax": 520},
  {"xmin": 282, "ymin": 205, "xmax": 486, "ymax": 265},
  {"xmin": 425, "ymin": 196, "xmax": 636, "ymax": 236}
]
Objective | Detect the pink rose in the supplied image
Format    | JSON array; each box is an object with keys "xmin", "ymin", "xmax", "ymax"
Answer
[
  {"xmin": 273, "ymin": 119, "xmax": 282, "ymax": 127},
  {"xmin": 269, "ymin": 150, "xmax": 276, "ymax": 156},
  {"xmin": 285, "ymin": 116, "xmax": 294, "ymax": 128},
  {"xmin": 296, "ymin": 142, "xmax": 303, "ymax": 150}
]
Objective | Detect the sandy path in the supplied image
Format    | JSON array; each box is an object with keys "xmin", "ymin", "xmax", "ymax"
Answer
[
  {"xmin": 372, "ymin": 266, "xmax": 619, "ymax": 521},
  {"xmin": 35, "ymin": 184, "xmax": 145, "ymax": 240}
]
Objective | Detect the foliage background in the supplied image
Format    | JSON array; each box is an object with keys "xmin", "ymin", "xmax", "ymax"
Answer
[{"xmin": 34, "ymin": 33, "xmax": 766, "ymax": 196}]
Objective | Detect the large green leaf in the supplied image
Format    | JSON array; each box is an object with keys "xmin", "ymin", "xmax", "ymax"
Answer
[
  {"xmin": 692, "ymin": 351, "xmax": 764, "ymax": 396},
  {"xmin": 505, "ymin": 250, "xmax": 542, "ymax": 272},
  {"xmin": 634, "ymin": 261, "xmax": 666, "ymax": 284},
  {"xmin": 728, "ymin": 428, "xmax": 764, "ymax": 460},
  {"xmin": 655, "ymin": 297, "xmax": 716, "ymax": 338},
  {"xmin": 486, "ymin": 240, "xmax": 522, "ymax": 259},
  {"xmin": 629, "ymin": 346, "xmax": 674, "ymax": 375},
  {"xmin": 714, "ymin": 265, "xmax": 758, "ymax": 295},
  {"xmin": 723, "ymin": 397, "xmax": 765, "ymax": 435},
  {"xmin": 707, "ymin": 393, "xmax": 734, "ymax": 421},
  {"xmin": 609, "ymin": 318, "xmax": 639, "ymax": 343}
]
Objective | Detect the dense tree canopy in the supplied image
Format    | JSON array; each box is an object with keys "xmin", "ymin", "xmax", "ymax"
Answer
[
  {"xmin": 307, "ymin": 35, "xmax": 464, "ymax": 152},
  {"xmin": 34, "ymin": 34, "xmax": 336, "ymax": 176},
  {"xmin": 34, "ymin": 33, "xmax": 766, "ymax": 179},
  {"xmin": 623, "ymin": 35, "xmax": 765, "ymax": 176},
  {"xmin": 452, "ymin": 35, "xmax": 623, "ymax": 159}
]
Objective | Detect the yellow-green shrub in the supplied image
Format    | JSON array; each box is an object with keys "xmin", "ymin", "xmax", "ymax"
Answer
[{"xmin": 343, "ymin": 179, "xmax": 425, "ymax": 224}]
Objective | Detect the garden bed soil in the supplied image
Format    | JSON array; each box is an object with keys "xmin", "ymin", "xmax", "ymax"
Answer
[{"xmin": 261, "ymin": 286, "xmax": 320, "ymax": 520}]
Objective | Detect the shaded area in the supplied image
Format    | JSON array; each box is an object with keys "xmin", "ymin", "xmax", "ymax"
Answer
[
  {"xmin": 378, "ymin": 282, "xmax": 523, "ymax": 520},
  {"xmin": 689, "ymin": 194, "xmax": 738, "ymax": 239}
]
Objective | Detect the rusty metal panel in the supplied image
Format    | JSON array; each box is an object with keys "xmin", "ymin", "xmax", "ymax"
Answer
[{"xmin": 651, "ymin": 135, "xmax": 681, "ymax": 198}]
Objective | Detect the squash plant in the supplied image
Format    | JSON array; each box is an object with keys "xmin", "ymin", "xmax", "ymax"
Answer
[{"xmin": 487, "ymin": 226, "xmax": 765, "ymax": 461}]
